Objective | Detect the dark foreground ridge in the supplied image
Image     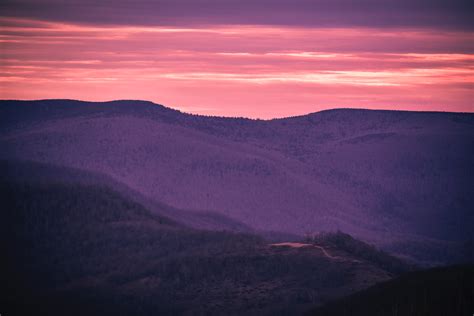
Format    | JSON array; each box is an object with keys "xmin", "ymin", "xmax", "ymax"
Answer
[
  {"xmin": 309, "ymin": 264, "xmax": 474, "ymax": 316},
  {"xmin": 1, "ymin": 161, "xmax": 411, "ymax": 316}
]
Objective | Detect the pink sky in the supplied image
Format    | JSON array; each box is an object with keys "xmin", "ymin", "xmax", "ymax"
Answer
[{"xmin": 1, "ymin": 17, "xmax": 473, "ymax": 118}]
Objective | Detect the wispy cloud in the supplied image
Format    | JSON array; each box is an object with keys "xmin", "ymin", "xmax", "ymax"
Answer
[{"xmin": 0, "ymin": 17, "xmax": 473, "ymax": 117}]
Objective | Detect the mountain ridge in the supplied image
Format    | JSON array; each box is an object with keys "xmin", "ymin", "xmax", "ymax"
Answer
[
  {"xmin": 1, "ymin": 99, "xmax": 473, "ymax": 266},
  {"xmin": 2, "ymin": 99, "xmax": 473, "ymax": 121},
  {"xmin": 1, "ymin": 163, "xmax": 410, "ymax": 315}
]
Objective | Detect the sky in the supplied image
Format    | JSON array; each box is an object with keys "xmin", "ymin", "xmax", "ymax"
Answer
[{"xmin": 0, "ymin": 0, "xmax": 473, "ymax": 118}]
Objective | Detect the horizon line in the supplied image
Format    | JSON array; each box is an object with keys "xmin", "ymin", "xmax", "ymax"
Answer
[{"xmin": 1, "ymin": 98, "xmax": 472, "ymax": 121}]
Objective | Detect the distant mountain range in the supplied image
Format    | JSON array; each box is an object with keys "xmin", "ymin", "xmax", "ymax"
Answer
[{"xmin": 1, "ymin": 99, "xmax": 473, "ymax": 266}]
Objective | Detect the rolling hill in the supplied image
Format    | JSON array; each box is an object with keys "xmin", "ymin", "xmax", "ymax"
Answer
[
  {"xmin": 1, "ymin": 99, "xmax": 473, "ymax": 265},
  {"xmin": 0, "ymin": 161, "xmax": 408, "ymax": 315}
]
